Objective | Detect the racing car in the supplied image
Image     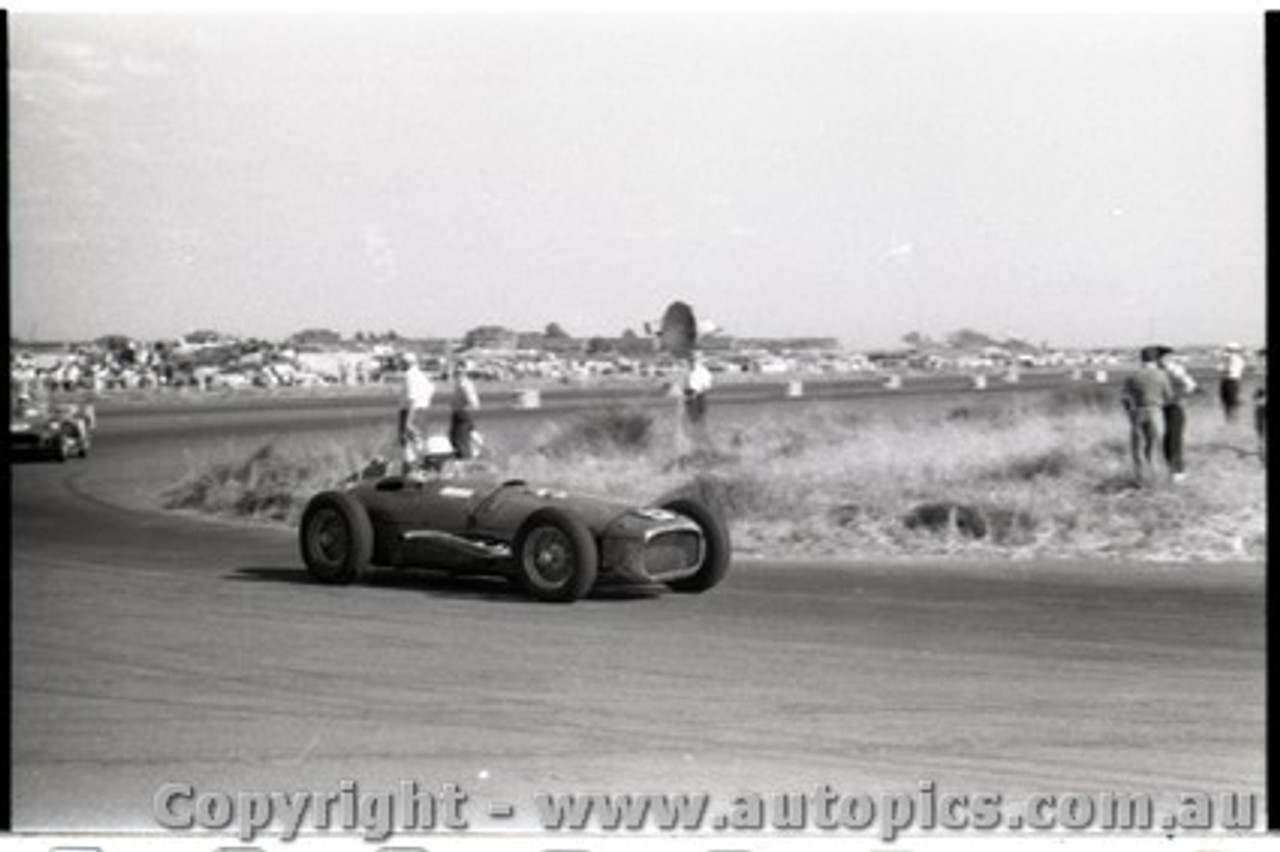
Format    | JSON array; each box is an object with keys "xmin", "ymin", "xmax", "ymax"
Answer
[
  {"xmin": 299, "ymin": 441, "xmax": 730, "ymax": 603},
  {"xmin": 10, "ymin": 397, "xmax": 94, "ymax": 462}
]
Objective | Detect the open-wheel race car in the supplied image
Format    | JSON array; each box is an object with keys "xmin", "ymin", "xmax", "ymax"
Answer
[
  {"xmin": 298, "ymin": 447, "xmax": 730, "ymax": 603},
  {"xmin": 10, "ymin": 397, "xmax": 94, "ymax": 462}
]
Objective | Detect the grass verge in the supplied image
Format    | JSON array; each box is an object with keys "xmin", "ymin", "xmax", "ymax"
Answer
[{"xmin": 162, "ymin": 394, "xmax": 1267, "ymax": 562}]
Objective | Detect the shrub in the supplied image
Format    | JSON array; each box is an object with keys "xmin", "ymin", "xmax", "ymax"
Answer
[
  {"xmin": 538, "ymin": 405, "xmax": 655, "ymax": 457},
  {"xmin": 903, "ymin": 501, "xmax": 988, "ymax": 539},
  {"xmin": 986, "ymin": 448, "xmax": 1076, "ymax": 481}
]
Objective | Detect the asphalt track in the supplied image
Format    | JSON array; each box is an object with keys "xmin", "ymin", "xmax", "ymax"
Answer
[{"xmin": 10, "ymin": 379, "xmax": 1266, "ymax": 834}]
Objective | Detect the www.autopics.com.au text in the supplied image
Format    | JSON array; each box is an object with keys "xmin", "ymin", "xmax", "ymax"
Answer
[{"xmin": 152, "ymin": 779, "xmax": 1260, "ymax": 843}]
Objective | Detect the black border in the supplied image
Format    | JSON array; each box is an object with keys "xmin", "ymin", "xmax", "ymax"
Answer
[
  {"xmin": 2, "ymin": 6, "xmax": 14, "ymax": 836},
  {"xmin": 1267, "ymin": 7, "xmax": 1276, "ymax": 837}
]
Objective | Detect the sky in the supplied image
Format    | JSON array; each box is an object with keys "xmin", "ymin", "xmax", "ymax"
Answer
[{"xmin": 8, "ymin": 12, "xmax": 1266, "ymax": 349}]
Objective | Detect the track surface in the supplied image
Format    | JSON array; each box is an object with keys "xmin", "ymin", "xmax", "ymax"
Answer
[{"xmin": 10, "ymin": 389, "xmax": 1266, "ymax": 833}]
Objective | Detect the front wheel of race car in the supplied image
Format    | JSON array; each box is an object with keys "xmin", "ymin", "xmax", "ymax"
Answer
[
  {"xmin": 75, "ymin": 423, "xmax": 91, "ymax": 458},
  {"xmin": 299, "ymin": 491, "xmax": 374, "ymax": 585},
  {"xmin": 659, "ymin": 498, "xmax": 731, "ymax": 593},
  {"xmin": 513, "ymin": 508, "xmax": 598, "ymax": 602}
]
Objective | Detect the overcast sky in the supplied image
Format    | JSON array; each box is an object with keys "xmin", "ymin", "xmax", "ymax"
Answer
[{"xmin": 9, "ymin": 13, "xmax": 1265, "ymax": 349}]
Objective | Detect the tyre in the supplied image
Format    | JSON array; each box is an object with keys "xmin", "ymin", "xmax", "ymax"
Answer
[
  {"xmin": 512, "ymin": 508, "xmax": 598, "ymax": 602},
  {"xmin": 659, "ymin": 498, "xmax": 731, "ymax": 593},
  {"xmin": 53, "ymin": 434, "xmax": 71, "ymax": 463},
  {"xmin": 299, "ymin": 491, "xmax": 374, "ymax": 584},
  {"xmin": 74, "ymin": 422, "xmax": 91, "ymax": 458}
]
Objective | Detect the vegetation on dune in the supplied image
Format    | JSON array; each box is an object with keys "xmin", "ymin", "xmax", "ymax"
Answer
[{"xmin": 162, "ymin": 389, "xmax": 1267, "ymax": 562}]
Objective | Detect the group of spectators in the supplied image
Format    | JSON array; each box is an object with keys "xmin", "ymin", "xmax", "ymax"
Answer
[
  {"xmin": 390, "ymin": 349, "xmax": 716, "ymax": 473},
  {"xmin": 10, "ymin": 346, "xmax": 171, "ymax": 396},
  {"xmin": 396, "ymin": 354, "xmax": 482, "ymax": 470},
  {"xmin": 9, "ymin": 340, "xmax": 312, "ymax": 397},
  {"xmin": 1122, "ymin": 342, "xmax": 1266, "ymax": 485}
]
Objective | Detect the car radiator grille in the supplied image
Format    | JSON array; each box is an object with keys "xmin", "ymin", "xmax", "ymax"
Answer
[
  {"xmin": 642, "ymin": 530, "xmax": 702, "ymax": 578},
  {"xmin": 11, "ymin": 434, "xmax": 42, "ymax": 448}
]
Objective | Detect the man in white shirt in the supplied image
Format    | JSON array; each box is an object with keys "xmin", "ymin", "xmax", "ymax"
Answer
[
  {"xmin": 398, "ymin": 352, "xmax": 435, "ymax": 465},
  {"xmin": 1219, "ymin": 342, "xmax": 1247, "ymax": 423},
  {"xmin": 683, "ymin": 351, "xmax": 713, "ymax": 428}
]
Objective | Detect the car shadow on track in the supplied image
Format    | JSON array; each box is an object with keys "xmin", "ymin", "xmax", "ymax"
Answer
[{"xmin": 228, "ymin": 566, "xmax": 664, "ymax": 603}]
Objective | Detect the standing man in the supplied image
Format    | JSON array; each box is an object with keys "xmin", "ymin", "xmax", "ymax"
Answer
[
  {"xmin": 682, "ymin": 350, "xmax": 713, "ymax": 434},
  {"xmin": 1155, "ymin": 346, "xmax": 1197, "ymax": 483},
  {"xmin": 1121, "ymin": 346, "xmax": 1175, "ymax": 486},
  {"xmin": 1219, "ymin": 342, "xmax": 1247, "ymax": 423},
  {"xmin": 1254, "ymin": 348, "xmax": 1267, "ymax": 465},
  {"xmin": 448, "ymin": 360, "xmax": 481, "ymax": 460},
  {"xmin": 398, "ymin": 352, "xmax": 434, "ymax": 466}
]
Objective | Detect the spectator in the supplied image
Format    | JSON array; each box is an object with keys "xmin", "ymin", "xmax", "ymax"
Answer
[
  {"xmin": 1121, "ymin": 346, "xmax": 1175, "ymax": 486},
  {"xmin": 1255, "ymin": 348, "xmax": 1267, "ymax": 465},
  {"xmin": 1155, "ymin": 346, "xmax": 1196, "ymax": 483},
  {"xmin": 397, "ymin": 352, "xmax": 435, "ymax": 466},
  {"xmin": 447, "ymin": 360, "xmax": 481, "ymax": 460},
  {"xmin": 1219, "ymin": 342, "xmax": 1247, "ymax": 423},
  {"xmin": 682, "ymin": 350, "xmax": 713, "ymax": 428}
]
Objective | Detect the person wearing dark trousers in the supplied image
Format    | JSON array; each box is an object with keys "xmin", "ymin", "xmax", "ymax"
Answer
[
  {"xmin": 1219, "ymin": 342, "xmax": 1246, "ymax": 423},
  {"xmin": 447, "ymin": 360, "xmax": 481, "ymax": 460},
  {"xmin": 1254, "ymin": 347, "xmax": 1267, "ymax": 466},
  {"xmin": 1122, "ymin": 346, "xmax": 1175, "ymax": 486},
  {"xmin": 1155, "ymin": 346, "xmax": 1196, "ymax": 482}
]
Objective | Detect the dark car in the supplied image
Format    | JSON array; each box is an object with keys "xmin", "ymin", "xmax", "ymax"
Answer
[
  {"xmin": 10, "ymin": 399, "xmax": 94, "ymax": 462},
  {"xmin": 298, "ymin": 457, "xmax": 730, "ymax": 603}
]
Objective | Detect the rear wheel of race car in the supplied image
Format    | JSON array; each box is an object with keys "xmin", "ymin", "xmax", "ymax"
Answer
[
  {"xmin": 659, "ymin": 498, "xmax": 731, "ymax": 593},
  {"xmin": 513, "ymin": 508, "xmax": 598, "ymax": 602},
  {"xmin": 299, "ymin": 491, "xmax": 373, "ymax": 585}
]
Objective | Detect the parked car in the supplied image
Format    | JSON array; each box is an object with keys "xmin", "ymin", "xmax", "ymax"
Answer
[{"xmin": 299, "ymin": 449, "xmax": 730, "ymax": 603}]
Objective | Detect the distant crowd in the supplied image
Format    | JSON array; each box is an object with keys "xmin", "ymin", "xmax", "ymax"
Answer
[{"xmin": 9, "ymin": 336, "xmax": 1265, "ymax": 406}]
